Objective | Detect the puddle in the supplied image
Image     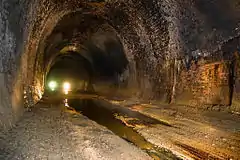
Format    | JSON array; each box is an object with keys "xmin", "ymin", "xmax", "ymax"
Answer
[{"xmin": 68, "ymin": 99, "xmax": 181, "ymax": 160}]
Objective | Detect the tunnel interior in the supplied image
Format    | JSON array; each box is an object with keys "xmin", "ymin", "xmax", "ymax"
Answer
[
  {"xmin": 44, "ymin": 11, "xmax": 129, "ymax": 96},
  {"xmin": 1, "ymin": 1, "xmax": 240, "ymax": 159},
  {"xmin": 19, "ymin": 0, "xmax": 240, "ymax": 106},
  {"xmin": 46, "ymin": 52, "xmax": 93, "ymax": 93},
  {"xmin": 1, "ymin": 0, "xmax": 240, "ymax": 130}
]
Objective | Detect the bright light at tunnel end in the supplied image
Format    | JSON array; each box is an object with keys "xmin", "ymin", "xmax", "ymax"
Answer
[
  {"xmin": 63, "ymin": 82, "xmax": 71, "ymax": 94},
  {"xmin": 48, "ymin": 81, "xmax": 57, "ymax": 91}
]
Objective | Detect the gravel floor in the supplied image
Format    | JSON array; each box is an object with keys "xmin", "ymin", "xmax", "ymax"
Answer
[
  {"xmin": 113, "ymin": 101, "xmax": 240, "ymax": 160},
  {"xmin": 0, "ymin": 103, "xmax": 151, "ymax": 160}
]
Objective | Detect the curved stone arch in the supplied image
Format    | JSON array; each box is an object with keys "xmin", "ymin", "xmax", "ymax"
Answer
[
  {"xmin": 45, "ymin": 44, "xmax": 93, "ymax": 77},
  {"xmin": 37, "ymin": 14, "xmax": 130, "ymax": 98},
  {"xmin": 24, "ymin": 3, "xmax": 106, "ymax": 103},
  {"xmin": 23, "ymin": 0, "xmax": 168, "ymax": 103}
]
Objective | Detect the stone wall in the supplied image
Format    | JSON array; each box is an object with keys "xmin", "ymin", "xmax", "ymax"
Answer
[
  {"xmin": 176, "ymin": 60, "xmax": 231, "ymax": 106},
  {"xmin": 195, "ymin": 61, "xmax": 230, "ymax": 105},
  {"xmin": 0, "ymin": 0, "xmax": 30, "ymax": 130},
  {"xmin": 1, "ymin": 0, "xmax": 240, "ymax": 130}
]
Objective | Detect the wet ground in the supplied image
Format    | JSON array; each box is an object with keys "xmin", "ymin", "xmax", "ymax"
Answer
[
  {"xmin": 1, "ymin": 93, "xmax": 239, "ymax": 159},
  {"xmin": 68, "ymin": 99, "xmax": 180, "ymax": 160},
  {"xmin": 39, "ymin": 94, "xmax": 240, "ymax": 159},
  {"xmin": 108, "ymin": 99, "xmax": 240, "ymax": 160}
]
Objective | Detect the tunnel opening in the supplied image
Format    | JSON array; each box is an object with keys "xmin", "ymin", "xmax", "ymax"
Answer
[
  {"xmin": 41, "ymin": 10, "xmax": 129, "ymax": 98},
  {"xmin": 44, "ymin": 32, "xmax": 129, "ymax": 97},
  {"xmin": 45, "ymin": 37, "xmax": 129, "ymax": 96},
  {"xmin": 45, "ymin": 51, "xmax": 94, "ymax": 95}
]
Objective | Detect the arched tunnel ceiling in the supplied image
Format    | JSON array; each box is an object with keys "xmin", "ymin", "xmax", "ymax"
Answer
[
  {"xmin": 22, "ymin": 0, "xmax": 240, "ymax": 100},
  {"xmin": 28, "ymin": 0, "xmax": 240, "ymax": 66},
  {"xmin": 43, "ymin": 13, "xmax": 129, "ymax": 78},
  {"xmin": 43, "ymin": 11, "xmax": 119, "ymax": 72}
]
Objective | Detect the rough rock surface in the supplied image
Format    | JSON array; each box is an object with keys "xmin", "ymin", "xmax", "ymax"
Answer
[
  {"xmin": 1, "ymin": 0, "xmax": 240, "ymax": 129},
  {"xmin": 0, "ymin": 103, "xmax": 151, "ymax": 160},
  {"xmin": 111, "ymin": 99, "xmax": 240, "ymax": 159}
]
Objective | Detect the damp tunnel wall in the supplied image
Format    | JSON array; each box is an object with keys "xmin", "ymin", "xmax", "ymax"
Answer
[{"xmin": 1, "ymin": 0, "xmax": 240, "ymax": 129}]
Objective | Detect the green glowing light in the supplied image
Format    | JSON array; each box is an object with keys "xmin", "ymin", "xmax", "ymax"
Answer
[{"xmin": 48, "ymin": 81, "xmax": 57, "ymax": 91}]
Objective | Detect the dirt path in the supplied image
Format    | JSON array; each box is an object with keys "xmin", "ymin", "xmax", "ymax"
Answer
[{"xmin": 0, "ymin": 103, "xmax": 151, "ymax": 160}]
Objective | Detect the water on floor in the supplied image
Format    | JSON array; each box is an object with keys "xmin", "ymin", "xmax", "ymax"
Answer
[{"xmin": 67, "ymin": 99, "xmax": 181, "ymax": 160}]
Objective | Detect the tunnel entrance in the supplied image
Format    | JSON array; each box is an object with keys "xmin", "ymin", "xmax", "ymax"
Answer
[
  {"xmin": 42, "ymin": 11, "xmax": 129, "ymax": 96},
  {"xmin": 44, "ymin": 29, "xmax": 129, "ymax": 96},
  {"xmin": 46, "ymin": 51, "xmax": 93, "ymax": 95}
]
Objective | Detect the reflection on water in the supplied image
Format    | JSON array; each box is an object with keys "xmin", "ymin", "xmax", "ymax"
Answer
[
  {"xmin": 68, "ymin": 99, "xmax": 181, "ymax": 160},
  {"xmin": 64, "ymin": 99, "xmax": 69, "ymax": 107}
]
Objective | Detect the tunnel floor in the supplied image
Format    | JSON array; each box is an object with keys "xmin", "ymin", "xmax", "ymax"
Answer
[
  {"xmin": 64, "ymin": 93, "xmax": 240, "ymax": 159},
  {"xmin": 66, "ymin": 97, "xmax": 240, "ymax": 160},
  {"xmin": 109, "ymin": 99, "xmax": 240, "ymax": 160},
  {"xmin": 0, "ymin": 101, "xmax": 151, "ymax": 160},
  {"xmin": 0, "ymin": 94, "xmax": 239, "ymax": 160},
  {"xmin": 68, "ymin": 99, "xmax": 180, "ymax": 160}
]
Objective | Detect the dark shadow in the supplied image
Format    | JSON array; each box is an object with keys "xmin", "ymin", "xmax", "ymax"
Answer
[
  {"xmin": 46, "ymin": 52, "xmax": 94, "ymax": 95},
  {"xmin": 85, "ymin": 34, "xmax": 128, "ymax": 78}
]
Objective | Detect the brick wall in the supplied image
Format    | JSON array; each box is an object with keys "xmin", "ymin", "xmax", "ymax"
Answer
[
  {"xmin": 195, "ymin": 62, "xmax": 230, "ymax": 105},
  {"xmin": 176, "ymin": 60, "xmax": 231, "ymax": 106}
]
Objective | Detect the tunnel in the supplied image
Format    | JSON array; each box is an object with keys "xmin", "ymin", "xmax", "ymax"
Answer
[
  {"xmin": 46, "ymin": 51, "xmax": 93, "ymax": 94},
  {"xmin": 1, "ymin": 0, "xmax": 240, "ymax": 130},
  {"xmin": 43, "ymin": 11, "xmax": 129, "ymax": 98},
  {"xmin": 1, "ymin": 0, "xmax": 240, "ymax": 159}
]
